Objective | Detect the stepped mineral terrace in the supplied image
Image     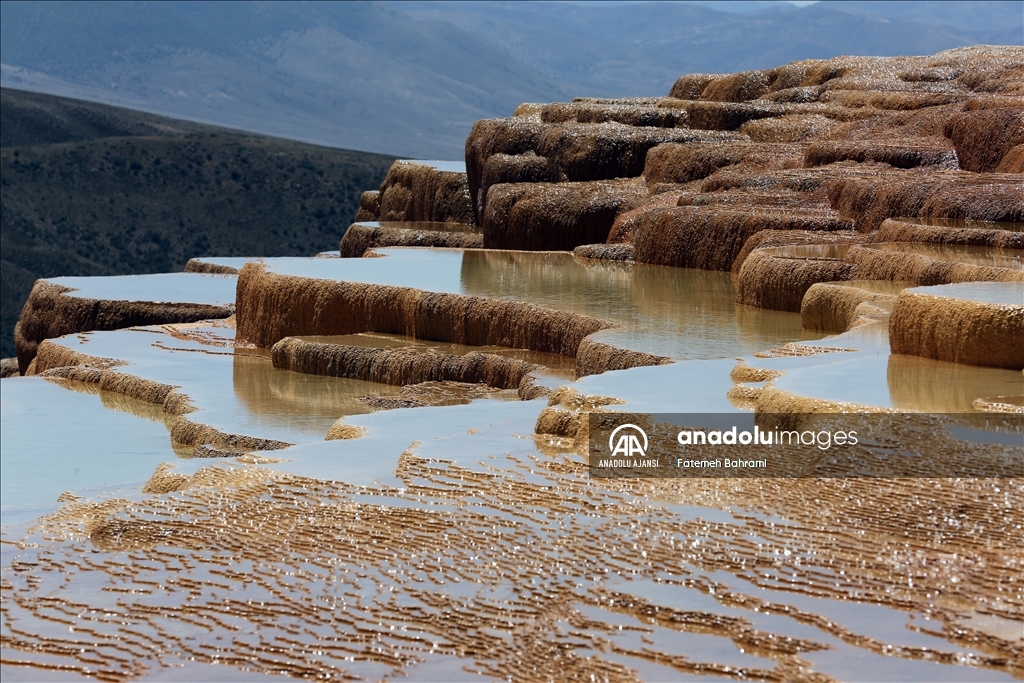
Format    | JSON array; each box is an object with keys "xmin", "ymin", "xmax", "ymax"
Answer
[{"xmin": 2, "ymin": 47, "xmax": 1023, "ymax": 682}]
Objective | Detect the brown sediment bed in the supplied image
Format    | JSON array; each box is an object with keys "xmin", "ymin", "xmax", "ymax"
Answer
[
  {"xmin": 372, "ymin": 160, "xmax": 474, "ymax": 225},
  {"xmin": 732, "ymin": 229, "xmax": 867, "ymax": 274},
  {"xmin": 804, "ymin": 137, "xmax": 958, "ymax": 169},
  {"xmin": 820, "ymin": 90, "xmax": 963, "ymax": 110},
  {"xmin": 750, "ymin": 385, "xmax": 892, "ymax": 415},
  {"xmin": 643, "ymin": 142, "xmax": 805, "ymax": 184},
  {"xmin": 605, "ymin": 190, "xmax": 687, "ymax": 243},
  {"xmin": 574, "ymin": 337, "xmax": 673, "ymax": 379},
  {"xmin": 631, "ymin": 205, "xmax": 853, "ymax": 272},
  {"xmin": 943, "ymin": 107, "xmax": 1024, "ymax": 173},
  {"xmin": 572, "ymin": 243, "xmax": 634, "ymax": 262},
  {"xmin": 668, "ymin": 59, "xmax": 857, "ymax": 102},
  {"xmin": 736, "ymin": 249, "xmax": 857, "ymax": 312},
  {"xmin": 1, "ymin": 357, "xmax": 19, "ymax": 378},
  {"xmin": 655, "ymin": 99, "xmax": 798, "ymax": 130},
  {"xmin": 534, "ymin": 386, "xmax": 626, "ymax": 450},
  {"xmin": 464, "ymin": 117, "xmax": 740, "ymax": 223},
  {"xmin": 339, "ymin": 222, "xmax": 482, "ymax": 257},
  {"xmin": 739, "ymin": 113, "xmax": 839, "ymax": 143},
  {"xmin": 184, "ymin": 258, "xmax": 242, "ymax": 275},
  {"xmin": 235, "ymin": 263, "xmax": 615, "ymax": 357},
  {"xmin": 356, "ymin": 381, "xmax": 518, "ymax": 412},
  {"xmin": 800, "ymin": 282, "xmax": 901, "ymax": 332},
  {"xmin": 482, "ymin": 179, "xmax": 646, "ymax": 251},
  {"xmin": 537, "ymin": 101, "xmax": 688, "ymax": 128},
  {"xmin": 889, "ymin": 289, "xmax": 1024, "ymax": 369},
  {"xmin": 271, "ymin": 338, "xmax": 539, "ymax": 390},
  {"xmin": 845, "ymin": 244, "xmax": 1024, "ymax": 285},
  {"xmin": 355, "ymin": 190, "xmax": 380, "ymax": 221},
  {"xmin": 996, "ymin": 144, "xmax": 1024, "ymax": 173},
  {"xmin": 877, "ymin": 218, "xmax": 1024, "ymax": 249},
  {"xmin": 825, "ymin": 172, "xmax": 1024, "ymax": 232},
  {"xmin": 14, "ymin": 280, "xmax": 234, "ymax": 374}
]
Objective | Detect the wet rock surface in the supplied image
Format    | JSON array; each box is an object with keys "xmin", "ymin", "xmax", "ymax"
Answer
[{"xmin": 4, "ymin": 46, "xmax": 1024, "ymax": 682}]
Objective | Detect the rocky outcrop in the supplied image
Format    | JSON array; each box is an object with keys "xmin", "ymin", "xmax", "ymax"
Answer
[
  {"xmin": 876, "ymin": 218, "xmax": 1024, "ymax": 249},
  {"xmin": 845, "ymin": 244, "xmax": 1024, "ymax": 285},
  {"xmin": 364, "ymin": 160, "xmax": 474, "ymax": 225},
  {"xmin": 800, "ymin": 282, "xmax": 900, "ymax": 332},
  {"xmin": 943, "ymin": 107, "xmax": 1024, "ymax": 173},
  {"xmin": 465, "ymin": 118, "xmax": 739, "ymax": 224},
  {"xmin": 825, "ymin": 172, "xmax": 1024, "ymax": 232},
  {"xmin": 14, "ymin": 280, "xmax": 234, "ymax": 374},
  {"xmin": 804, "ymin": 138, "xmax": 958, "ymax": 169},
  {"xmin": 272, "ymin": 338, "xmax": 539, "ymax": 390},
  {"xmin": 643, "ymin": 142, "xmax": 804, "ymax": 184},
  {"xmin": 889, "ymin": 286, "xmax": 1024, "ymax": 369},
  {"xmin": 574, "ymin": 337, "xmax": 673, "ymax": 379},
  {"xmin": 736, "ymin": 248, "xmax": 857, "ymax": 312},
  {"xmin": 355, "ymin": 190, "xmax": 381, "ymax": 221},
  {"xmin": 1, "ymin": 357, "xmax": 19, "ymax": 378},
  {"xmin": 184, "ymin": 258, "xmax": 241, "ymax": 275},
  {"xmin": 731, "ymin": 229, "xmax": 867, "ymax": 273},
  {"xmin": 482, "ymin": 179, "xmax": 646, "ymax": 251},
  {"xmin": 572, "ymin": 243, "xmax": 635, "ymax": 262},
  {"xmin": 339, "ymin": 222, "xmax": 482, "ymax": 257},
  {"xmin": 235, "ymin": 263, "xmax": 615, "ymax": 357},
  {"xmin": 631, "ymin": 205, "xmax": 853, "ymax": 271}
]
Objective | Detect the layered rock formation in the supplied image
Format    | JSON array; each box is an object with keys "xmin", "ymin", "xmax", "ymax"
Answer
[
  {"xmin": 889, "ymin": 283, "xmax": 1024, "ymax": 369},
  {"xmin": 356, "ymin": 160, "xmax": 474, "ymax": 224},
  {"xmin": 15, "ymin": 278, "xmax": 234, "ymax": 374},
  {"xmin": 462, "ymin": 45, "xmax": 1022, "ymax": 299}
]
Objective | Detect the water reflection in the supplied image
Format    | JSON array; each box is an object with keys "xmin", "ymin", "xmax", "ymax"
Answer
[
  {"xmin": 458, "ymin": 250, "xmax": 823, "ymax": 359},
  {"xmin": 887, "ymin": 354, "xmax": 1024, "ymax": 412},
  {"xmin": 232, "ymin": 352, "xmax": 403, "ymax": 431}
]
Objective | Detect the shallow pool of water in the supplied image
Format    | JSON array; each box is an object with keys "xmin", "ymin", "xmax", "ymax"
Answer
[
  {"xmin": 399, "ymin": 159, "xmax": 466, "ymax": 173},
  {"xmin": 906, "ymin": 281, "xmax": 1024, "ymax": 305},
  {"xmin": 44, "ymin": 325, "xmax": 404, "ymax": 445},
  {"xmin": 0, "ymin": 377, "xmax": 179, "ymax": 523},
  {"xmin": 49, "ymin": 272, "xmax": 237, "ymax": 305},
  {"xmin": 263, "ymin": 249, "xmax": 825, "ymax": 360}
]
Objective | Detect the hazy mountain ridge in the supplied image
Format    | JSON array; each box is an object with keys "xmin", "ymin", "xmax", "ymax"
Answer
[
  {"xmin": 0, "ymin": 87, "xmax": 395, "ymax": 358},
  {"xmin": 1, "ymin": 1, "xmax": 1018, "ymax": 158}
]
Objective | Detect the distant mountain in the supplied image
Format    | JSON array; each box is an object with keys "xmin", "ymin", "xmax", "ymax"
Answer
[
  {"xmin": 1, "ymin": 1, "xmax": 1018, "ymax": 159},
  {"xmin": 398, "ymin": 1, "xmax": 1018, "ymax": 97},
  {"xmin": 0, "ymin": 1, "xmax": 570, "ymax": 158},
  {"xmin": 0, "ymin": 88, "xmax": 395, "ymax": 358}
]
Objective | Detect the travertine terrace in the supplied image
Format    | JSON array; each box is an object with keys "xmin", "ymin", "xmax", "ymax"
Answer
[{"xmin": 3, "ymin": 47, "xmax": 1023, "ymax": 682}]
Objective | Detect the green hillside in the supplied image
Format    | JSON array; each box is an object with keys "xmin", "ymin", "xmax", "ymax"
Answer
[{"xmin": 1, "ymin": 88, "xmax": 396, "ymax": 358}]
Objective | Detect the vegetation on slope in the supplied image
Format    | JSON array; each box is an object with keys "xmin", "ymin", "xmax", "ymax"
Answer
[{"xmin": 1, "ymin": 88, "xmax": 395, "ymax": 358}]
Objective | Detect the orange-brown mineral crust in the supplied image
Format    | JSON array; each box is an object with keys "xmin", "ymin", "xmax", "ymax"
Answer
[
  {"xmin": 14, "ymin": 281, "xmax": 233, "ymax": 374},
  {"xmin": 890, "ymin": 289, "xmax": 1024, "ymax": 369}
]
